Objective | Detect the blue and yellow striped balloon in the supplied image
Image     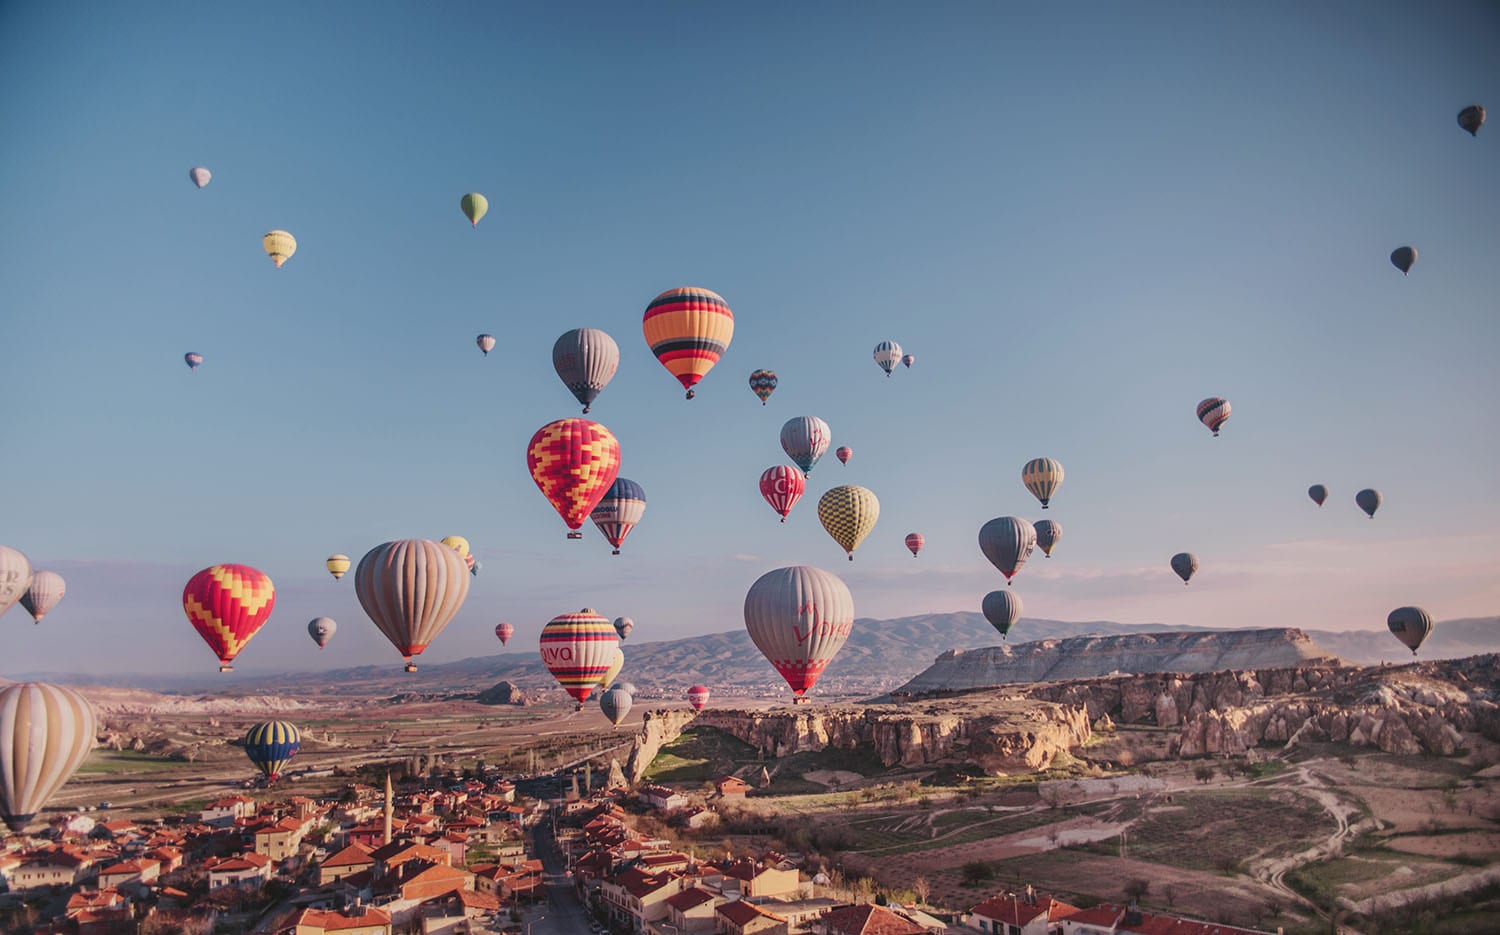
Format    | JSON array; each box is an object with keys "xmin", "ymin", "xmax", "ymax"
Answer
[
  {"xmin": 244, "ymin": 720, "xmax": 301, "ymax": 780},
  {"xmin": 1021, "ymin": 458, "xmax": 1064, "ymax": 509}
]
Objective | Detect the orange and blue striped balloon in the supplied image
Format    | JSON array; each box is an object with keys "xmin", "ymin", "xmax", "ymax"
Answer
[{"xmin": 643, "ymin": 287, "xmax": 734, "ymax": 399}]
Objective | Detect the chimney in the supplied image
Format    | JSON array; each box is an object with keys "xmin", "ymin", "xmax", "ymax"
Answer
[{"xmin": 383, "ymin": 772, "xmax": 394, "ymax": 846}]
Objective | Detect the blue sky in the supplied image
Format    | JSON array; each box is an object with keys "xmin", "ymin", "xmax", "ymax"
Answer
[{"xmin": 2, "ymin": 1, "xmax": 1496, "ymax": 677}]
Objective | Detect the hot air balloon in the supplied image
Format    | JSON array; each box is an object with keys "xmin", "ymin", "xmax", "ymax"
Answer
[
  {"xmin": 308, "ymin": 617, "xmax": 336, "ymax": 648},
  {"xmin": 1356, "ymin": 488, "xmax": 1382, "ymax": 518},
  {"xmin": 527, "ymin": 419, "xmax": 622, "ymax": 539},
  {"xmin": 20, "ymin": 572, "xmax": 65, "ymax": 623},
  {"xmin": 643, "ymin": 286, "xmax": 734, "ymax": 400},
  {"xmin": 183, "ymin": 564, "xmax": 276, "ymax": 672},
  {"xmin": 836, "ymin": 446, "xmax": 853, "ymax": 465},
  {"xmin": 818, "ymin": 485, "xmax": 880, "ymax": 560},
  {"xmin": 599, "ymin": 685, "xmax": 632, "ymax": 727},
  {"xmin": 0, "ymin": 546, "xmax": 33, "ymax": 621},
  {"xmin": 613, "ymin": 616, "xmax": 634, "ymax": 641},
  {"xmin": 759, "ymin": 465, "xmax": 806, "ymax": 522},
  {"xmin": 476, "ymin": 334, "xmax": 496, "ymax": 356},
  {"xmin": 1171, "ymin": 552, "xmax": 1198, "ymax": 585},
  {"xmin": 0, "ymin": 683, "xmax": 96, "ymax": 833},
  {"xmin": 598, "ymin": 647, "xmax": 625, "ymax": 691},
  {"xmin": 591, "ymin": 478, "xmax": 646, "ymax": 555},
  {"xmin": 978, "ymin": 517, "xmax": 1036, "ymax": 585},
  {"xmin": 1035, "ymin": 519, "xmax": 1061, "ymax": 557},
  {"xmin": 686, "ymin": 685, "xmax": 711, "ymax": 712},
  {"xmin": 243, "ymin": 720, "xmax": 301, "ymax": 781},
  {"xmin": 873, "ymin": 341, "xmax": 902, "ymax": 376},
  {"xmin": 1308, "ymin": 485, "xmax": 1328, "ymax": 507},
  {"xmin": 1458, "ymin": 105, "xmax": 1486, "ymax": 137},
  {"xmin": 1022, "ymin": 458, "xmax": 1065, "ymax": 509},
  {"xmin": 905, "ymin": 533, "xmax": 924, "ymax": 558},
  {"xmin": 1391, "ymin": 246, "xmax": 1417, "ymax": 276},
  {"xmin": 354, "ymin": 540, "xmax": 470, "ymax": 672},
  {"xmin": 1387, "ymin": 606, "xmax": 1433, "ymax": 656},
  {"xmin": 326, "ymin": 554, "xmax": 350, "ymax": 580},
  {"xmin": 263, "ymin": 230, "xmax": 296, "ymax": 268},
  {"xmin": 189, "ymin": 167, "xmax": 211, "ymax": 188},
  {"xmin": 749, "ymin": 370, "xmax": 778, "ymax": 405},
  {"xmin": 460, "ymin": 193, "xmax": 489, "ymax": 227},
  {"xmin": 902, "ymin": 353, "xmax": 914, "ymax": 369},
  {"xmin": 1196, "ymin": 397, "xmax": 1231, "ymax": 437},
  {"xmin": 615, "ymin": 681, "xmax": 638, "ymax": 696},
  {"xmin": 539, "ymin": 609, "xmax": 619, "ymax": 709},
  {"xmin": 440, "ymin": 536, "xmax": 471, "ymax": 558},
  {"xmin": 495, "ymin": 622, "xmax": 514, "ymax": 646},
  {"xmin": 744, "ymin": 566, "xmax": 854, "ymax": 702},
  {"xmin": 553, "ymin": 328, "xmax": 620, "ymax": 414},
  {"xmin": 780, "ymin": 416, "xmax": 831, "ymax": 476},
  {"xmin": 982, "ymin": 590, "xmax": 1022, "ymax": 640},
  {"xmin": 184, "ymin": 352, "xmax": 203, "ymax": 371}
]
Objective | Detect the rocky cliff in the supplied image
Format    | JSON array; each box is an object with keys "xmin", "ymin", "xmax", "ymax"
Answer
[
  {"xmin": 624, "ymin": 697, "xmax": 1092, "ymax": 784},
  {"xmin": 888, "ymin": 627, "xmax": 1339, "ymax": 696}
]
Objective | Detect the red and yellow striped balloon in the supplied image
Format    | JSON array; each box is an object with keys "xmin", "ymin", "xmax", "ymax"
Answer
[
  {"xmin": 527, "ymin": 419, "xmax": 622, "ymax": 537},
  {"xmin": 642, "ymin": 287, "xmax": 734, "ymax": 399},
  {"xmin": 539, "ymin": 609, "xmax": 620, "ymax": 708},
  {"xmin": 182, "ymin": 564, "xmax": 276, "ymax": 672}
]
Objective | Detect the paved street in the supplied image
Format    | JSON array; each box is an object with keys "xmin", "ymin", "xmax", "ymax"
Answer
[{"xmin": 525, "ymin": 817, "xmax": 597, "ymax": 935}]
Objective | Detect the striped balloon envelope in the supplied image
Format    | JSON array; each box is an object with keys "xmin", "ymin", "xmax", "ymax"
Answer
[
  {"xmin": 1021, "ymin": 458, "xmax": 1065, "ymax": 509},
  {"xmin": 476, "ymin": 333, "xmax": 496, "ymax": 356},
  {"xmin": 817, "ymin": 485, "xmax": 880, "ymax": 560},
  {"xmin": 262, "ymin": 230, "xmax": 296, "ymax": 268},
  {"xmin": 780, "ymin": 416, "xmax": 831, "ymax": 476},
  {"xmin": 0, "ymin": 545, "xmax": 32, "ymax": 621},
  {"xmin": 355, "ymin": 540, "xmax": 470, "ymax": 671},
  {"xmin": 1196, "ymin": 397, "xmax": 1231, "ymax": 437},
  {"xmin": 527, "ymin": 419, "xmax": 622, "ymax": 538},
  {"xmin": 686, "ymin": 685, "xmax": 711, "ymax": 712},
  {"xmin": 590, "ymin": 478, "xmax": 646, "ymax": 555},
  {"xmin": 749, "ymin": 369, "xmax": 778, "ymax": 405},
  {"xmin": 759, "ymin": 465, "xmax": 806, "ymax": 522},
  {"xmin": 1035, "ymin": 519, "xmax": 1062, "ymax": 557},
  {"xmin": 20, "ymin": 571, "xmax": 65, "ymax": 623},
  {"xmin": 539, "ymin": 609, "xmax": 619, "ymax": 708},
  {"xmin": 598, "ymin": 685, "xmax": 632, "ymax": 727},
  {"xmin": 978, "ymin": 517, "xmax": 1036, "ymax": 585},
  {"xmin": 495, "ymin": 622, "xmax": 514, "ymax": 646},
  {"xmin": 0, "ymin": 682, "xmax": 96, "ymax": 833},
  {"xmin": 743, "ymin": 565, "xmax": 855, "ymax": 702},
  {"xmin": 642, "ymin": 287, "xmax": 734, "ymax": 399},
  {"xmin": 244, "ymin": 720, "xmax": 301, "ymax": 780},
  {"xmin": 182, "ymin": 564, "xmax": 276, "ymax": 672},
  {"xmin": 904, "ymin": 533, "xmax": 924, "ymax": 557},
  {"xmin": 184, "ymin": 352, "xmax": 203, "ymax": 371},
  {"xmin": 873, "ymin": 340, "xmax": 903, "ymax": 376},
  {"xmin": 553, "ymin": 328, "xmax": 620, "ymax": 414},
  {"xmin": 597, "ymin": 646, "xmax": 625, "ymax": 691},
  {"xmin": 325, "ymin": 554, "xmax": 351, "ymax": 580}
]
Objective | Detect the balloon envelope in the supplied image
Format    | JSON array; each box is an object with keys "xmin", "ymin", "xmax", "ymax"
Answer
[
  {"xmin": 780, "ymin": 416, "xmax": 831, "ymax": 476},
  {"xmin": 901, "ymin": 353, "xmax": 914, "ymax": 368},
  {"xmin": 749, "ymin": 369, "xmax": 778, "ymax": 404},
  {"xmin": 325, "ymin": 554, "xmax": 350, "ymax": 579},
  {"xmin": 818, "ymin": 485, "xmax": 880, "ymax": 560},
  {"xmin": 308, "ymin": 617, "xmax": 336, "ymax": 648},
  {"xmin": 460, "ymin": 192, "xmax": 489, "ymax": 227},
  {"xmin": 243, "ymin": 720, "xmax": 301, "ymax": 780},
  {"xmin": 539, "ymin": 609, "xmax": 619, "ymax": 706},
  {"xmin": 1196, "ymin": 397, "xmax": 1231, "ymax": 437},
  {"xmin": 599, "ymin": 686, "xmax": 632, "ymax": 727},
  {"xmin": 904, "ymin": 533, "xmax": 924, "ymax": 557},
  {"xmin": 440, "ymin": 536, "xmax": 471, "ymax": 558},
  {"xmin": 527, "ymin": 419, "xmax": 622, "ymax": 536},
  {"xmin": 1308, "ymin": 485, "xmax": 1328, "ymax": 507},
  {"xmin": 476, "ymin": 334, "xmax": 496, "ymax": 355},
  {"xmin": 189, "ymin": 167, "xmax": 211, "ymax": 188},
  {"xmin": 553, "ymin": 328, "xmax": 620, "ymax": 413},
  {"xmin": 591, "ymin": 478, "xmax": 646, "ymax": 554},
  {"xmin": 0, "ymin": 682, "xmax": 96, "ymax": 833},
  {"xmin": 1022, "ymin": 458, "xmax": 1064, "ymax": 508},
  {"xmin": 643, "ymin": 287, "xmax": 734, "ymax": 399},
  {"xmin": 982, "ymin": 590, "xmax": 1022, "ymax": 640},
  {"xmin": 836, "ymin": 446, "xmax": 852, "ymax": 465},
  {"xmin": 20, "ymin": 571, "xmax": 65, "ymax": 623},
  {"xmin": 495, "ymin": 622, "xmax": 514, "ymax": 645},
  {"xmin": 354, "ymin": 540, "xmax": 470, "ymax": 671},
  {"xmin": 744, "ymin": 566, "xmax": 854, "ymax": 700},
  {"xmin": 686, "ymin": 685, "xmax": 711, "ymax": 712},
  {"xmin": 1387, "ymin": 606, "xmax": 1433, "ymax": 656},
  {"xmin": 978, "ymin": 517, "xmax": 1036, "ymax": 584},
  {"xmin": 759, "ymin": 465, "xmax": 806, "ymax": 522},
  {"xmin": 183, "ymin": 564, "xmax": 276, "ymax": 671},
  {"xmin": 1458, "ymin": 104, "xmax": 1486, "ymax": 136},
  {"xmin": 0, "ymin": 546, "xmax": 31, "ymax": 621},
  {"xmin": 1035, "ymin": 519, "xmax": 1061, "ymax": 557},
  {"xmin": 1171, "ymin": 552, "xmax": 1199, "ymax": 584},
  {"xmin": 597, "ymin": 647, "xmax": 625, "ymax": 690},
  {"xmin": 613, "ymin": 616, "xmax": 634, "ymax": 641},
  {"xmin": 1356, "ymin": 488, "xmax": 1382, "ymax": 518},
  {"xmin": 873, "ymin": 340, "xmax": 902, "ymax": 376},
  {"xmin": 262, "ymin": 230, "xmax": 296, "ymax": 268},
  {"xmin": 184, "ymin": 352, "xmax": 203, "ymax": 371},
  {"xmin": 1390, "ymin": 246, "xmax": 1417, "ymax": 275}
]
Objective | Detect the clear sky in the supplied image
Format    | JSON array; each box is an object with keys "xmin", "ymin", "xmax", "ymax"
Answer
[{"xmin": 2, "ymin": 1, "xmax": 1496, "ymax": 678}]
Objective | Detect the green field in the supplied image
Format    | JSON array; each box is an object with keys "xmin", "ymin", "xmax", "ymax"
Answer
[
  {"xmin": 76, "ymin": 749, "xmax": 184, "ymax": 775},
  {"xmin": 1084, "ymin": 788, "xmax": 1333, "ymax": 870},
  {"xmin": 642, "ymin": 727, "xmax": 760, "ymax": 784}
]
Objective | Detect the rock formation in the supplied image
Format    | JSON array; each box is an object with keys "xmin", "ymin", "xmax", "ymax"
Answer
[
  {"xmin": 889, "ymin": 627, "xmax": 1340, "ymax": 696},
  {"xmin": 476, "ymin": 680, "xmax": 532, "ymax": 706}
]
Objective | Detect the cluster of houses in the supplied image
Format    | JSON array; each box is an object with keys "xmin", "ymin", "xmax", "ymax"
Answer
[{"xmin": 0, "ymin": 772, "xmax": 545, "ymax": 934}]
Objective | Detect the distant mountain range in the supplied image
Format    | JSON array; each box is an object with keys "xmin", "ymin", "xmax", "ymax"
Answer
[{"xmin": 9, "ymin": 614, "xmax": 1494, "ymax": 697}]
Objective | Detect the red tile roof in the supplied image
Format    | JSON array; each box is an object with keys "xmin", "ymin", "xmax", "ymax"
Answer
[
  {"xmin": 323, "ymin": 843, "xmax": 376, "ymax": 868},
  {"xmin": 717, "ymin": 899, "xmax": 788, "ymax": 926},
  {"xmin": 819, "ymin": 903, "xmax": 925, "ymax": 935},
  {"xmin": 293, "ymin": 906, "xmax": 394, "ymax": 930},
  {"xmin": 665, "ymin": 887, "xmax": 717, "ymax": 911}
]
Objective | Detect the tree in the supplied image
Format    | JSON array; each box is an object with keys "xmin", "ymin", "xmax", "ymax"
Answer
[
  {"xmin": 913, "ymin": 876, "xmax": 931, "ymax": 906},
  {"xmin": 960, "ymin": 861, "xmax": 995, "ymax": 886},
  {"xmin": 1193, "ymin": 764, "xmax": 1216, "ymax": 783},
  {"xmin": 1123, "ymin": 878, "xmax": 1150, "ymax": 903},
  {"xmin": 1162, "ymin": 883, "xmax": 1178, "ymax": 908}
]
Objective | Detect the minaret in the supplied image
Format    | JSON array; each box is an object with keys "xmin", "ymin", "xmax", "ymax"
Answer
[{"xmin": 383, "ymin": 772, "xmax": 393, "ymax": 845}]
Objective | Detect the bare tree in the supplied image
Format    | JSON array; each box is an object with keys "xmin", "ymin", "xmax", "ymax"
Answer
[{"xmin": 913, "ymin": 876, "xmax": 930, "ymax": 906}]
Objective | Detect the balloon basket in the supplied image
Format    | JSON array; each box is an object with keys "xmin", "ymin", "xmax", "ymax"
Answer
[
  {"xmin": 791, "ymin": 696, "xmax": 811, "ymax": 706},
  {"xmin": 219, "ymin": 664, "xmax": 233, "ymax": 673},
  {"xmin": 567, "ymin": 531, "xmax": 583, "ymax": 539},
  {"xmin": 405, "ymin": 663, "xmax": 418, "ymax": 672}
]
